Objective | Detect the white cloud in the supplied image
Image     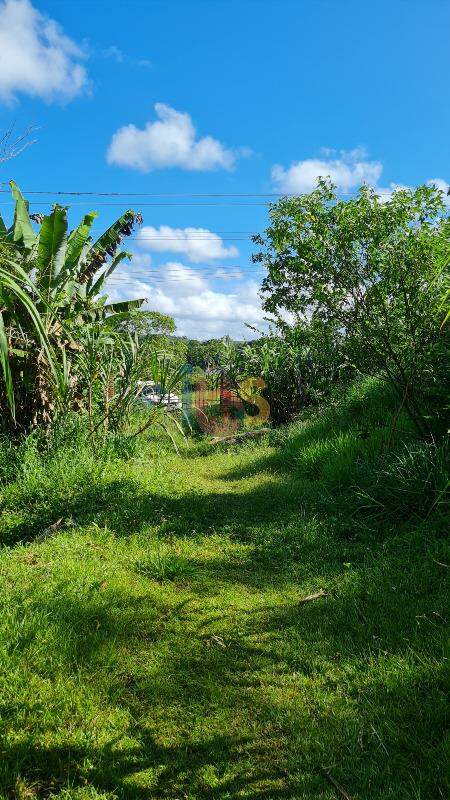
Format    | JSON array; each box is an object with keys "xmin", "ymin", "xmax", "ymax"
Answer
[
  {"xmin": 136, "ymin": 225, "xmax": 239, "ymax": 263},
  {"xmin": 272, "ymin": 147, "xmax": 383, "ymax": 193},
  {"xmin": 107, "ymin": 103, "xmax": 243, "ymax": 172},
  {"xmin": 0, "ymin": 0, "xmax": 88, "ymax": 104},
  {"xmin": 106, "ymin": 261, "xmax": 266, "ymax": 339},
  {"xmin": 101, "ymin": 46, "xmax": 151, "ymax": 69},
  {"xmin": 128, "ymin": 252, "xmax": 152, "ymax": 269},
  {"xmin": 271, "ymin": 147, "xmax": 449, "ymax": 205}
]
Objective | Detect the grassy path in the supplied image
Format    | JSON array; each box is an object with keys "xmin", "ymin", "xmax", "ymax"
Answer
[{"xmin": 0, "ymin": 393, "xmax": 448, "ymax": 799}]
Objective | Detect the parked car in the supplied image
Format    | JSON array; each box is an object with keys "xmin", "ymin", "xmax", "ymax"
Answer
[{"xmin": 136, "ymin": 381, "xmax": 182, "ymax": 410}]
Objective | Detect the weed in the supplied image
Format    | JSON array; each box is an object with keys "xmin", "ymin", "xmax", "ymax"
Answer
[{"xmin": 135, "ymin": 546, "xmax": 196, "ymax": 582}]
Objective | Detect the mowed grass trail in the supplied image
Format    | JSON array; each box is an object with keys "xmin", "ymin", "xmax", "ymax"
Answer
[{"xmin": 0, "ymin": 381, "xmax": 448, "ymax": 799}]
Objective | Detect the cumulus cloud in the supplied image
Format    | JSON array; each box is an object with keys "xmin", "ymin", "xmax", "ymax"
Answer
[
  {"xmin": 0, "ymin": 0, "xmax": 88, "ymax": 104},
  {"xmin": 127, "ymin": 252, "xmax": 152, "ymax": 269},
  {"xmin": 272, "ymin": 147, "xmax": 383, "ymax": 193},
  {"xmin": 107, "ymin": 103, "xmax": 244, "ymax": 172},
  {"xmin": 136, "ymin": 225, "xmax": 239, "ymax": 263},
  {"xmin": 271, "ymin": 147, "xmax": 449, "ymax": 204},
  {"xmin": 105, "ymin": 261, "xmax": 265, "ymax": 339}
]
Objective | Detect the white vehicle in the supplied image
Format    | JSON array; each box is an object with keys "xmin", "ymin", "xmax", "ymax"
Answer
[{"xmin": 136, "ymin": 381, "xmax": 182, "ymax": 410}]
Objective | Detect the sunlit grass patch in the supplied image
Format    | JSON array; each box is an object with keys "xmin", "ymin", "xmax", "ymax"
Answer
[{"xmin": 0, "ymin": 379, "xmax": 447, "ymax": 799}]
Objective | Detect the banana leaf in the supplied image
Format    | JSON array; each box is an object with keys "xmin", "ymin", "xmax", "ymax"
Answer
[
  {"xmin": 0, "ymin": 311, "xmax": 15, "ymax": 417},
  {"xmin": 36, "ymin": 206, "xmax": 68, "ymax": 291},
  {"xmin": 97, "ymin": 309, "xmax": 145, "ymax": 328},
  {"xmin": 9, "ymin": 180, "xmax": 36, "ymax": 250},
  {"xmin": 0, "ymin": 264, "xmax": 63, "ymax": 418},
  {"xmin": 80, "ymin": 210, "xmax": 138, "ymax": 283},
  {"xmin": 103, "ymin": 298, "xmax": 146, "ymax": 314},
  {"xmin": 65, "ymin": 211, "xmax": 98, "ymax": 272}
]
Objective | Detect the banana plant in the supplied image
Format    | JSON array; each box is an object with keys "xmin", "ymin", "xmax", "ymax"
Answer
[
  {"xmin": 0, "ymin": 182, "xmax": 146, "ymax": 430},
  {"xmin": 0, "ymin": 260, "xmax": 59, "ymax": 420}
]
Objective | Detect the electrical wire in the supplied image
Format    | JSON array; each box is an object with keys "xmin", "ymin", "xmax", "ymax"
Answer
[
  {"xmin": 0, "ymin": 189, "xmax": 359, "ymax": 197},
  {"xmin": 0, "ymin": 200, "xmax": 272, "ymax": 207}
]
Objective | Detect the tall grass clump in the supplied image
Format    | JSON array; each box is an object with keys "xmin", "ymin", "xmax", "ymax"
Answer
[
  {"xmin": 357, "ymin": 439, "xmax": 449, "ymax": 520},
  {"xmin": 0, "ymin": 427, "xmax": 98, "ymax": 528},
  {"xmin": 0, "ymin": 416, "xmax": 136, "ymax": 546},
  {"xmin": 267, "ymin": 377, "xmax": 448, "ymax": 528}
]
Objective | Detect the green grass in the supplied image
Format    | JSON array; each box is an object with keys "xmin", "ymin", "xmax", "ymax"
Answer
[{"xmin": 0, "ymin": 379, "xmax": 448, "ymax": 799}]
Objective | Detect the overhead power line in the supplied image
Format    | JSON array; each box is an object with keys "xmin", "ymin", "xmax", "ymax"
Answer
[
  {"xmin": 0, "ymin": 186, "xmax": 376, "ymax": 197},
  {"xmin": 0, "ymin": 200, "xmax": 271, "ymax": 207},
  {"xmin": 113, "ymin": 268, "xmax": 263, "ymax": 275},
  {"xmin": 0, "ymin": 188, "xmax": 365, "ymax": 198},
  {"xmin": 106, "ymin": 267, "xmax": 262, "ymax": 280},
  {"xmin": 107, "ymin": 277, "xmax": 247, "ymax": 284},
  {"xmin": 107, "ymin": 273, "xmax": 256, "ymax": 279},
  {"xmin": 0, "ymin": 190, "xmax": 329, "ymax": 197},
  {"xmin": 107, "ymin": 271, "xmax": 259, "ymax": 279},
  {"xmin": 104, "ymin": 263, "xmax": 264, "ymax": 281},
  {"xmin": 131, "ymin": 230, "xmax": 254, "ymax": 234}
]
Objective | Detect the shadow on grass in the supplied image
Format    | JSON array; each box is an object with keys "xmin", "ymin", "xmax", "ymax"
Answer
[
  {"xmin": 0, "ymin": 537, "xmax": 447, "ymax": 797},
  {"xmin": 0, "ymin": 466, "xmax": 318, "ymax": 547},
  {"xmin": 2, "ymin": 733, "xmax": 298, "ymax": 800},
  {"xmin": 0, "ymin": 377, "xmax": 425, "ymax": 551},
  {"xmin": 2, "ymin": 567, "xmax": 447, "ymax": 799}
]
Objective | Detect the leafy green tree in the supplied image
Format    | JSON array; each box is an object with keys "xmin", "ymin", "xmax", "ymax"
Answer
[
  {"xmin": 184, "ymin": 337, "xmax": 238, "ymax": 371},
  {"xmin": 118, "ymin": 310, "xmax": 184, "ymax": 376},
  {"xmin": 253, "ymin": 181, "xmax": 450, "ymax": 436},
  {"xmin": 189, "ymin": 365, "xmax": 207, "ymax": 388},
  {"xmin": 120, "ymin": 311, "xmax": 175, "ymax": 339}
]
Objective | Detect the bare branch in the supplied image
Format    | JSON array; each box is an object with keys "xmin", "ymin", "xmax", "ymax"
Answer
[{"xmin": 0, "ymin": 124, "xmax": 38, "ymax": 164}]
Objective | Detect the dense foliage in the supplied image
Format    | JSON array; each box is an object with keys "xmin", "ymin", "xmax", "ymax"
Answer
[
  {"xmin": 216, "ymin": 321, "xmax": 345, "ymax": 426},
  {"xmin": 2, "ymin": 180, "xmax": 448, "ymax": 443},
  {"xmin": 0, "ymin": 182, "xmax": 185, "ymax": 443},
  {"xmin": 253, "ymin": 181, "xmax": 450, "ymax": 436}
]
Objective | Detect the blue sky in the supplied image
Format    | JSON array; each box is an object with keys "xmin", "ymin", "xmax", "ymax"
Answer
[{"xmin": 0, "ymin": 0, "xmax": 449, "ymax": 338}]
